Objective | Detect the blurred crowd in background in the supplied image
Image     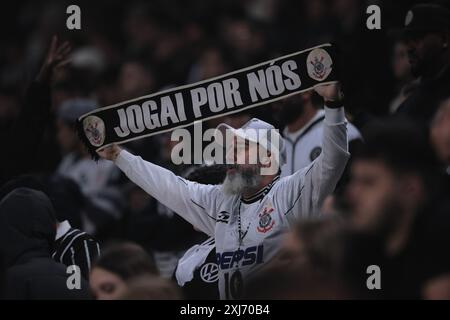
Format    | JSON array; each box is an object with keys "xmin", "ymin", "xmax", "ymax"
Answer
[{"xmin": 0, "ymin": 0, "xmax": 450, "ymax": 300}]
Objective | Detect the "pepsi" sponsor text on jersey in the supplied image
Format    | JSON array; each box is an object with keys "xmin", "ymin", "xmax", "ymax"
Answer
[{"xmin": 216, "ymin": 245, "xmax": 264, "ymax": 270}]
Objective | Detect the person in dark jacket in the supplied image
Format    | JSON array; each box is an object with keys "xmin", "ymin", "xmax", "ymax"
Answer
[
  {"xmin": 0, "ymin": 188, "xmax": 92, "ymax": 299},
  {"xmin": 46, "ymin": 175, "xmax": 101, "ymax": 280},
  {"xmin": 396, "ymin": 4, "xmax": 450, "ymax": 128},
  {"xmin": 0, "ymin": 175, "xmax": 101, "ymax": 281}
]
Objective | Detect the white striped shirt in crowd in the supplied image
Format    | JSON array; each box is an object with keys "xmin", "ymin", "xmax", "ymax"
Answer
[{"xmin": 52, "ymin": 220, "xmax": 100, "ymax": 280}]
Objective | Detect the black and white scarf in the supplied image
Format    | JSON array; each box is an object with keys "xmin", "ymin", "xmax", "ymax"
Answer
[{"xmin": 77, "ymin": 43, "xmax": 339, "ymax": 158}]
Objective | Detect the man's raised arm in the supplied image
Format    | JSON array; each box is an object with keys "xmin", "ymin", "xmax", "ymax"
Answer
[
  {"xmin": 98, "ymin": 145, "xmax": 221, "ymax": 236},
  {"xmin": 277, "ymin": 83, "xmax": 350, "ymax": 219}
]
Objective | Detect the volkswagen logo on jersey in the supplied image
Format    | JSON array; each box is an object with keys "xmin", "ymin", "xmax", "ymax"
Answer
[{"xmin": 200, "ymin": 263, "xmax": 220, "ymax": 283}]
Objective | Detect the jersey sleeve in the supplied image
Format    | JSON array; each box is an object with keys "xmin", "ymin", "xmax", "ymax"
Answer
[
  {"xmin": 274, "ymin": 106, "xmax": 350, "ymax": 220},
  {"xmin": 115, "ymin": 150, "xmax": 221, "ymax": 236}
]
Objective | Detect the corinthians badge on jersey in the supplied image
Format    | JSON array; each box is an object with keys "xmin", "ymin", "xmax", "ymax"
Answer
[
  {"xmin": 83, "ymin": 115, "xmax": 106, "ymax": 147},
  {"xmin": 306, "ymin": 48, "xmax": 333, "ymax": 81},
  {"xmin": 257, "ymin": 204, "xmax": 275, "ymax": 233}
]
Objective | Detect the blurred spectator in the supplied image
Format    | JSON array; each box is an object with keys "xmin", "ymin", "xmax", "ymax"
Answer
[
  {"xmin": 121, "ymin": 275, "xmax": 183, "ymax": 300},
  {"xmin": 389, "ymin": 39, "xmax": 417, "ymax": 113},
  {"xmin": 430, "ymin": 98, "xmax": 450, "ymax": 173},
  {"xmin": 56, "ymin": 98, "xmax": 124, "ymax": 238},
  {"xmin": 0, "ymin": 188, "xmax": 91, "ymax": 299},
  {"xmin": 396, "ymin": 3, "xmax": 450, "ymax": 127},
  {"xmin": 188, "ymin": 46, "xmax": 229, "ymax": 83},
  {"xmin": 94, "ymin": 66, "xmax": 120, "ymax": 107},
  {"xmin": 219, "ymin": 17, "xmax": 267, "ymax": 67},
  {"xmin": 117, "ymin": 60, "xmax": 156, "ymax": 101},
  {"xmin": 346, "ymin": 119, "xmax": 450, "ymax": 298},
  {"xmin": 244, "ymin": 264, "xmax": 353, "ymax": 299},
  {"xmin": 274, "ymin": 91, "xmax": 361, "ymax": 177},
  {"xmin": 294, "ymin": 0, "xmax": 334, "ymax": 49},
  {"xmin": 122, "ymin": 3, "xmax": 161, "ymax": 55},
  {"xmin": 244, "ymin": 217, "xmax": 367, "ymax": 299},
  {"xmin": 113, "ymin": 59, "xmax": 160, "ymax": 162},
  {"xmin": 0, "ymin": 36, "xmax": 70, "ymax": 185},
  {"xmin": 423, "ymin": 274, "xmax": 450, "ymax": 300},
  {"xmin": 90, "ymin": 242, "xmax": 158, "ymax": 300}
]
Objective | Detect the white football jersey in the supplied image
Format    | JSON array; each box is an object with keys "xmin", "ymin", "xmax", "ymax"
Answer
[
  {"xmin": 115, "ymin": 107, "xmax": 350, "ymax": 299},
  {"xmin": 281, "ymin": 109, "xmax": 361, "ymax": 177}
]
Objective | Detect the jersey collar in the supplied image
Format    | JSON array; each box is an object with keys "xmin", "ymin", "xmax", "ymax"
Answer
[
  {"xmin": 55, "ymin": 220, "xmax": 72, "ymax": 240},
  {"xmin": 241, "ymin": 175, "xmax": 280, "ymax": 204}
]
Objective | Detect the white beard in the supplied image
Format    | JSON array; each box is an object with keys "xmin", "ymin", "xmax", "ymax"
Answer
[{"xmin": 222, "ymin": 168, "xmax": 261, "ymax": 196}]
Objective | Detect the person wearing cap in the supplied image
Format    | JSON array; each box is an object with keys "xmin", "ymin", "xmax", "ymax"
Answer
[
  {"xmin": 98, "ymin": 82, "xmax": 349, "ymax": 299},
  {"xmin": 396, "ymin": 3, "xmax": 450, "ymax": 127},
  {"xmin": 56, "ymin": 98, "xmax": 124, "ymax": 238}
]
